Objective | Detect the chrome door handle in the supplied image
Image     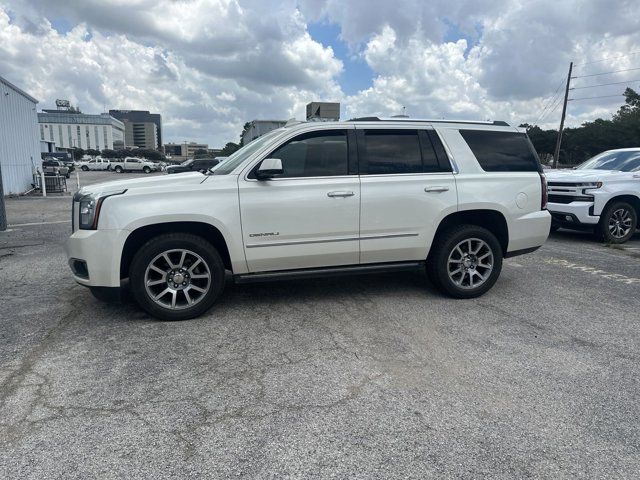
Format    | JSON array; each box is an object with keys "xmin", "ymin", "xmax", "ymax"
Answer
[
  {"xmin": 327, "ymin": 191, "xmax": 355, "ymax": 197},
  {"xmin": 424, "ymin": 186, "xmax": 449, "ymax": 193}
]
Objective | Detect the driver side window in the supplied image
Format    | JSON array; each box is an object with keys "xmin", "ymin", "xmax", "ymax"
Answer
[{"xmin": 259, "ymin": 130, "xmax": 348, "ymax": 178}]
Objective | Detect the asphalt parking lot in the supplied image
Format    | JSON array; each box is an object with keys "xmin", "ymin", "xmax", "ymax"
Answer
[{"xmin": 1, "ymin": 170, "xmax": 639, "ymax": 478}]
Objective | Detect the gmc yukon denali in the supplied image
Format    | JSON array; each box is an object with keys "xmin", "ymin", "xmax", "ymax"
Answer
[{"xmin": 65, "ymin": 118, "xmax": 551, "ymax": 320}]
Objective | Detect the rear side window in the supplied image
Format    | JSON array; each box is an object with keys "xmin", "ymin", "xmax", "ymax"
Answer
[
  {"xmin": 263, "ymin": 130, "xmax": 348, "ymax": 178},
  {"xmin": 360, "ymin": 129, "xmax": 451, "ymax": 174},
  {"xmin": 362, "ymin": 130, "xmax": 422, "ymax": 174},
  {"xmin": 460, "ymin": 130, "xmax": 540, "ymax": 172}
]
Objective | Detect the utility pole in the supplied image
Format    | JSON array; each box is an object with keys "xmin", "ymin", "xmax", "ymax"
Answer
[
  {"xmin": 553, "ymin": 61, "xmax": 573, "ymax": 168},
  {"xmin": 0, "ymin": 165, "xmax": 6, "ymax": 231}
]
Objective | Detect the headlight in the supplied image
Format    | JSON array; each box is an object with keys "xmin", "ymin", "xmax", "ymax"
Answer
[
  {"xmin": 582, "ymin": 182, "xmax": 603, "ymax": 194},
  {"xmin": 77, "ymin": 189, "xmax": 126, "ymax": 230}
]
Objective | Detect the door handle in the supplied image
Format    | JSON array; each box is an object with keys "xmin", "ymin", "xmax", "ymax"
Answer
[
  {"xmin": 424, "ymin": 186, "xmax": 449, "ymax": 193},
  {"xmin": 327, "ymin": 191, "xmax": 355, "ymax": 197}
]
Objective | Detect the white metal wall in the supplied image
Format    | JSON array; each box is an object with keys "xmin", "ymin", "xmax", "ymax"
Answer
[{"xmin": 0, "ymin": 78, "xmax": 40, "ymax": 194}]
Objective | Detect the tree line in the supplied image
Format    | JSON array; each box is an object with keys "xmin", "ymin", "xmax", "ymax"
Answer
[{"xmin": 523, "ymin": 87, "xmax": 640, "ymax": 166}]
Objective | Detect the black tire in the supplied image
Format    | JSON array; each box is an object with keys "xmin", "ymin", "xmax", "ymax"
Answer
[
  {"xmin": 114, "ymin": 165, "xmax": 123, "ymax": 173},
  {"xmin": 598, "ymin": 201, "xmax": 637, "ymax": 244},
  {"xmin": 426, "ymin": 224, "xmax": 503, "ymax": 299},
  {"xmin": 65, "ymin": 173, "xmax": 70, "ymax": 179},
  {"xmin": 143, "ymin": 166, "xmax": 151, "ymax": 174},
  {"xmin": 81, "ymin": 165, "xmax": 89, "ymax": 171},
  {"xmin": 129, "ymin": 233, "xmax": 225, "ymax": 321}
]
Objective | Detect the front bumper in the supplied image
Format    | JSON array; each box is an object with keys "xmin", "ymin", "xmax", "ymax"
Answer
[
  {"xmin": 64, "ymin": 229, "xmax": 129, "ymax": 287},
  {"xmin": 548, "ymin": 201, "xmax": 599, "ymax": 226}
]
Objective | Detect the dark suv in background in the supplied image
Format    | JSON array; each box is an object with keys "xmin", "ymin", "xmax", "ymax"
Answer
[{"xmin": 165, "ymin": 158, "xmax": 220, "ymax": 174}]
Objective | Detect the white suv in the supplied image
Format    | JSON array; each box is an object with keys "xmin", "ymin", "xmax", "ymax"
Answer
[
  {"xmin": 65, "ymin": 118, "xmax": 550, "ymax": 320},
  {"xmin": 546, "ymin": 148, "xmax": 640, "ymax": 243}
]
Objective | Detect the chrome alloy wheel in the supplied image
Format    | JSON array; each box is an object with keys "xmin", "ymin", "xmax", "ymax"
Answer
[
  {"xmin": 447, "ymin": 238, "xmax": 494, "ymax": 289},
  {"xmin": 608, "ymin": 208, "xmax": 633, "ymax": 239},
  {"xmin": 144, "ymin": 249, "xmax": 211, "ymax": 310}
]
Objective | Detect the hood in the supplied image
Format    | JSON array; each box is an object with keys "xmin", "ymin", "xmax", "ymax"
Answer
[
  {"xmin": 545, "ymin": 169, "xmax": 625, "ymax": 183},
  {"xmin": 78, "ymin": 171, "xmax": 205, "ymax": 196}
]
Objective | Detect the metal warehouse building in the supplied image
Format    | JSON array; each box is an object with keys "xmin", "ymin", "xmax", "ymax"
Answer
[{"xmin": 0, "ymin": 76, "xmax": 40, "ymax": 194}]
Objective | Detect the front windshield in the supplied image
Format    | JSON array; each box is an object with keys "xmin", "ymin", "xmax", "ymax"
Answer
[
  {"xmin": 576, "ymin": 150, "xmax": 640, "ymax": 172},
  {"xmin": 181, "ymin": 159, "xmax": 194, "ymax": 166},
  {"xmin": 210, "ymin": 129, "xmax": 284, "ymax": 175}
]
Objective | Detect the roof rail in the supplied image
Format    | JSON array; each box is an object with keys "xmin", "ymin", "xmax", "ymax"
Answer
[{"xmin": 348, "ymin": 116, "xmax": 510, "ymax": 127}]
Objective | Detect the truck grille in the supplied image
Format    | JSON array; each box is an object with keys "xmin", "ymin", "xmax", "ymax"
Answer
[{"xmin": 547, "ymin": 182, "xmax": 594, "ymax": 204}]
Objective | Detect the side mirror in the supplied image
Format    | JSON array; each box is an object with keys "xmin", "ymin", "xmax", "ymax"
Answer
[{"xmin": 256, "ymin": 158, "xmax": 283, "ymax": 180}]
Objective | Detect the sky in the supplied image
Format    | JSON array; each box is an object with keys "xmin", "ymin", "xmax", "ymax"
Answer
[{"xmin": 1, "ymin": 0, "xmax": 640, "ymax": 148}]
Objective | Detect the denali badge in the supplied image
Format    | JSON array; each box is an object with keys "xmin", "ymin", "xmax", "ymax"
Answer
[{"xmin": 249, "ymin": 232, "xmax": 280, "ymax": 237}]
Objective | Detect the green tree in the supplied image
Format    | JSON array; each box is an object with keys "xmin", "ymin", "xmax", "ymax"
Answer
[
  {"xmin": 220, "ymin": 142, "xmax": 240, "ymax": 156},
  {"xmin": 101, "ymin": 149, "xmax": 118, "ymax": 158},
  {"xmin": 85, "ymin": 148, "xmax": 100, "ymax": 157},
  {"xmin": 193, "ymin": 148, "xmax": 209, "ymax": 158},
  {"xmin": 71, "ymin": 147, "xmax": 85, "ymax": 161}
]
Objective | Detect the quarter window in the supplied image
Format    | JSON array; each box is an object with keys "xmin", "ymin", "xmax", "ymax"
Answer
[
  {"xmin": 460, "ymin": 130, "xmax": 540, "ymax": 172},
  {"xmin": 261, "ymin": 130, "xmax": 348, "ymax": 178}
]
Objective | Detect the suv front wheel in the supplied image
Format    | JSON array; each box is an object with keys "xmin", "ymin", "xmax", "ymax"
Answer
[
  {"xmin": 129, "ymin": 233, "xmax": 225, "ymax": 320},
  {"xmin": 427, "ymin": 225, "xmax": 503, "ymax": 299}
]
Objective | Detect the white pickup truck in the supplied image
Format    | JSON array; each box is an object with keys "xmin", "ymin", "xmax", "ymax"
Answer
[
  {"xmin": 76, "ymin": 158, "xmax": 111, "ymax": 171},
  {"xmin": 66, "ymin": 118, "xmax": 550, "ymax": 320},
  {"xmin": 547, "ymin": 148, "xmax": 640, "ymax": 243},
  {"xmin": 112, "ymin": 157, "xmax": 159, "ymax": 174}
]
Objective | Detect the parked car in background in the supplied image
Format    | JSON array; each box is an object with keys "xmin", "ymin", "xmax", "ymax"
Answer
[
  {"xmin": 547, "ymin": 148, "xmax": 640, "ymax": 243},
  {"xmin": 76, "ymin": 158, "xmax": 111, "ymax": 171},
  {"xmin": 165, "ymin": 158, "xmax": 220, "ymax": 174},
  {"xmin": 42, "ymin": 159, "xmax": 70, "ymax": 178},
  {"xmin": 66, "ymin": 117, "xmax": 550, "ymax": 320},
  {"xmin": 111, "ymin": 157, "xmax": 159, "ymax": 174}
]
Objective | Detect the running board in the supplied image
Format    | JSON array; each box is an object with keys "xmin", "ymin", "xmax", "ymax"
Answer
[{"xmin": 234, "ymin": 261, "xmax": 426, "ymax": 284}]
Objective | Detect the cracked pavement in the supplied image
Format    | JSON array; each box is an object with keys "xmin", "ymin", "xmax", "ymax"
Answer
[{"xmin": 1, "ymin": 173, "xmax": 639, "ymax": 478}]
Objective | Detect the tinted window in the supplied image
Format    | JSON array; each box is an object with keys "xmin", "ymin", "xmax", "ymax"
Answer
[
  {"xmin": 363, "ymin": 130, "xmax": 422, "ymax": 174},
  {"xmin": 576, "ymin": 150, "xmax": 640, "ymax": 172},
  {"xmin": 460, "ymin": 130, "xmax": 540, "ymax": 172},
  {"xmin": 265, "ymin": 130, "xmax": 348, "ymax": 178}
]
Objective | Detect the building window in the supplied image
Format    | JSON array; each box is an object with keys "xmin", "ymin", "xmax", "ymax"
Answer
[
  {"xmin": 77, "ymin": 126, "xmax": 81, "ymax": 148},
  {"xmin": 49, "ymin": 124, "xmax": 54, "ymax": 142},
  {"xmin": 103, "ymin": 126, "xmax": 108, "ymax": 148},
  {"xmin": 86, "ymin": 126, "xmax": 91, "ymax": 149},
  {"xmin": 58, "ymin": 125, "xmax": 64, "ymax": 147},
  {"xmin": 68, "ymin": 125, "xmax": 73, "ymax": 148},
  {"xmin": 40, "ymin": 124, "xmax": 44, "ymax": 140}
]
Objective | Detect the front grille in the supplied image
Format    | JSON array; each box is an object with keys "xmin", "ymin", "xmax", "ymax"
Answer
[{"xmin": 548, "ymin": 194, "xmax": 594, "ymax": 204}]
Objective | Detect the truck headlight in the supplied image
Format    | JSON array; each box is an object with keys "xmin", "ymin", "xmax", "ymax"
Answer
[
  {"xmin": 582, "ymin": 182, "xmax": 603, "ymax": 194},
  {"xmin": 77, "ymin": 189, "xmax": 126, "ymax": 230}
]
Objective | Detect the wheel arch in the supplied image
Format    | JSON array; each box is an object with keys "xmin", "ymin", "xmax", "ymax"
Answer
[
  {"xmin": 120, "ymin": 221, "xmax": 232, "ymax": 280},
  {"xmin": 600, "ymin": 195, "xmax": 640, "ymax": 226},
  {"xmin": 432, "ymin": 209, "xmax": 509, "ymax": 255}
]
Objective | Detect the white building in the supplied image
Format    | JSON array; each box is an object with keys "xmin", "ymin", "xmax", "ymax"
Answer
[
  {"xmin": 241, "ymin": 120, "xmax": 286, "ymax": 145},
  {"xmin": 38, "ymin": 111, "xmax": 125, "ymax": 151},
  {"xmin": 0, "ymin": 76, "xmax": 41, "ymax": 194}
]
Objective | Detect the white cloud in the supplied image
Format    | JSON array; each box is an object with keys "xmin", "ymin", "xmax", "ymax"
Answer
[{"xmin": 1, "ymin": 0, "xmax": 639, "ymax": 148}]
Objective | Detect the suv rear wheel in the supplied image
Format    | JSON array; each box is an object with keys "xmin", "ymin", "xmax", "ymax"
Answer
[
  {"xmin": 114, "ymin": 165, "xmax": 123, "ymax": 173},
  {"xmin": 427, "ymin": 225, "xmax": 503, "ymax": 298},
  {"xmin": 143, "ymin": 166, "xmax": 151, "ymax": 174},
  {"xmin": 129, "ymin": 233, "xmax": 225, "ymax": 320},
  {"xmin": 598, "ymin": 201, "xmax": 637, "ymax": 244}
]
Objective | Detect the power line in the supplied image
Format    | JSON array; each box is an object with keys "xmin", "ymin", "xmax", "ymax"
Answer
[
  {"xmin": 539, "ymin": 96, "xmax": 564, "ymax": 123},
  {"xmin": 533, "ymin": 77, "xmax": 566, "ymax": 124},
  {"xmin": 573, "ymin": 51, "xmax": 640, "ymax": 67},
  {"xmin": 570, "ymin": 79, "xmax": 640, "ymax": 90},
  {"xmin": 572, "ymin": 66, "xmax": 640, "ymax": 79},
  {"xmin": 568, "ymin": 93, "xmax": 624, "ymax": 101}
]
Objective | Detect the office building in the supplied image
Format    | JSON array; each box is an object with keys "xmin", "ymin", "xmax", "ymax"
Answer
[
  {"xmin": 38, "ymin": 111, "xmax": 125, "ymax": 150},
  {"xmin": 109, "ymin": 110, "xmax": 162, "ymax": 149}
]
